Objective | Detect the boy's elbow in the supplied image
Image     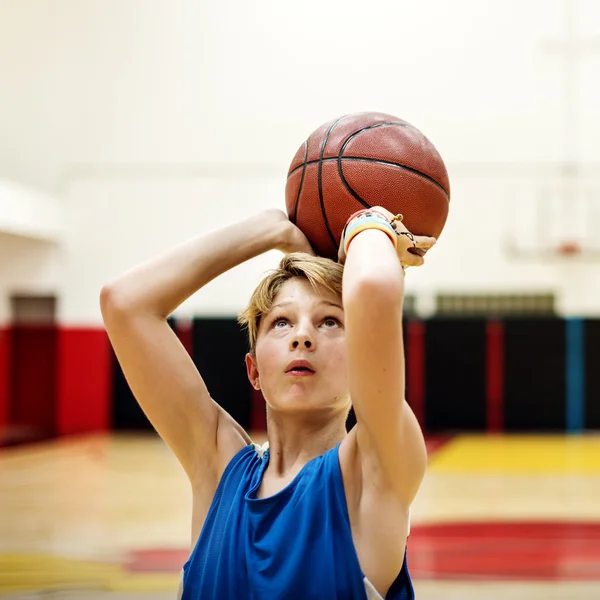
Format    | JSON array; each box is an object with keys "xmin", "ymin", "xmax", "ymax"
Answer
[{"xmin": 100, "ymin": 282, "xmax": 134, "ymax": 319}]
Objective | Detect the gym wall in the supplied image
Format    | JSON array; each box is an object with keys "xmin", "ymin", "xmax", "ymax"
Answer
[{"xmin": 1, "ymin": 0, "xmax": 599, "ymax": 441}]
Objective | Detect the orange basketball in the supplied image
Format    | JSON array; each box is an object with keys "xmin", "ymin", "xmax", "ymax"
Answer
[{"xmin": 285, "ymin": 112, "xmax": 450, "ymax": 259}]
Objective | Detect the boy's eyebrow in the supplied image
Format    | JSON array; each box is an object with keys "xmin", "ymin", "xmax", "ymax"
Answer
[
  {"xmin": 320, "ymin": 300, "xmax": 343, "ymax": 310},
  {"xmin": 272, "ymin": 300, "xmax": 343, "ymax": 311}
]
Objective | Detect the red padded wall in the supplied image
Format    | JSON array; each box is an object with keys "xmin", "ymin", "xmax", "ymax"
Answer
[{"xmin": 57, "ymin": 328, "xmax": 112, "ymax": 435}]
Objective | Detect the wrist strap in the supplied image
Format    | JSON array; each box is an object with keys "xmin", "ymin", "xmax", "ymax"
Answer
[{"xmin": 343, "ymin": 213, "xmax": 397, "ymax": 255}]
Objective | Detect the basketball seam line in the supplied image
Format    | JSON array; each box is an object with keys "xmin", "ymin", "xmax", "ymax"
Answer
[
  {"xmin": 292, "ymin": 141, "xmax": 308, "ymax": 225},
  {"xmin": 286, "ymin": 120, "xmax": 414, "ymax": 175},
  {"xmin": 289, "ymin": 156, "xmax": 450, "ymax": 200},
  {"xmin": 287, "ymin": 121, "xmax": 414, "ymax": 175},
  {"xmin": 336, "ymin": 158, "xmax": 371, "ymax": 210},
  {"xmin": 337, "ymin": 122, "xmax": 437, "ymax": 211},
  {"xmin": 317, "ymin": 116, "xmax": 347, "ymax": 251}
]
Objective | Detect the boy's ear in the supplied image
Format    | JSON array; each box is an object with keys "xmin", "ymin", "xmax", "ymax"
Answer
[{"xmin": 245, "ymin": 353, "xmax": 260, "ymax": 390}]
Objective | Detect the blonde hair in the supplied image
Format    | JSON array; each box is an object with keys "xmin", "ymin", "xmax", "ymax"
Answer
[{"xmin": 238, "ymin": 253, "xmax": 344, "ymax": 353}]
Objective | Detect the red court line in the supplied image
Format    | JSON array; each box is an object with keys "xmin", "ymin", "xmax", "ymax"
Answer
[
  {"xmin": 125, "ymin": 522, "xmax": 600, "ymax": 581},
  {"xmin": 408, "ymin": 522, "xmax": 600, "ymax": 581}
]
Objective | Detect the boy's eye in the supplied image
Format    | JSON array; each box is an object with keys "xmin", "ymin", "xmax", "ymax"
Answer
[{"xmin": 323, "ymin": 317, "xmax": 340, "ymax": 327}]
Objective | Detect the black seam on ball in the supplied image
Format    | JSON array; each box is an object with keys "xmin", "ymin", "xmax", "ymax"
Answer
[
  {"xmin": 288, "ymin": 121, "xmax": 449, "ymax": 199},
  {"xmin": 292, "ymin": 141, "xmax": 309, "ymax": 225},
  {"xmin": 339, "ymin": 122, "xmax": 449, "ymax": 198},
  {"xmin": 318, "ymin": 116, "xmax": 347, "ymax": 251},
  {"xmin": 290, "ymin": 156, "xmax": 450, "ymax": 200},
  {"xmin": 337, "ymin": 158, "xmax": 371, "ymax": 210}
]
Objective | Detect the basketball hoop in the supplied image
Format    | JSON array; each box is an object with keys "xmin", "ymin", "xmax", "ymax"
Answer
[{"xmin": 556, "ymin": 241, "xmax": 581, "ymax": 257}]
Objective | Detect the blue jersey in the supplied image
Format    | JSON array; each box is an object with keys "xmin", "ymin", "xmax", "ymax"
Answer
[{"xmin": 181, "ymin": 442, "xmax": 414, "ymax": 600}]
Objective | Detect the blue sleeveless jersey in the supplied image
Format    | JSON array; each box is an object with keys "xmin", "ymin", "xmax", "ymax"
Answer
[{"xmin": 181, "ymin": 442, "xmax": 414, "ymax": 600}]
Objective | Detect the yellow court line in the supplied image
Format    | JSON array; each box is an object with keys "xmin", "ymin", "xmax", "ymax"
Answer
[
  {"xmin": 0, "ymin": 553, "xmax": 179, "ymax": 593},
  {"xmin": 428, "ymin": 435, "xmax": 600, "ymax": 475}
]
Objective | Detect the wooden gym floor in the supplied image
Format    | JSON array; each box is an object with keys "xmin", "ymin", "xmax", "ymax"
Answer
[{"xmin": 1, "ymin": 432, "xmax": 599, "ymax": 599}]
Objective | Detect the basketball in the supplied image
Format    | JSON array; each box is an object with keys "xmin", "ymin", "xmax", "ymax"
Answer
[{"xmin": 285, "ymin": 112, "xmax": 450, "ymax": 260}]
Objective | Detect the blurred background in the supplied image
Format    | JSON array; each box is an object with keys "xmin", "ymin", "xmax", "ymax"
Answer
[{"xmin": 1, "ymin": 0, "xmax": 599, "ymax": 598}]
